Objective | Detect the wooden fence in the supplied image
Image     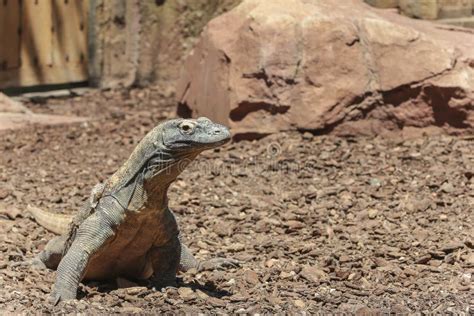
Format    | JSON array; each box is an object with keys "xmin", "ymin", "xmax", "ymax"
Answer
[{"xmin": 0, "ymin": 0, "xmax": 88, "ymax": 89}]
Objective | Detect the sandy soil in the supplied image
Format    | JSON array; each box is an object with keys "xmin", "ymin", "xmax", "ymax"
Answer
[{"xmin": 0, "ymin": 88, "xmax": 472, "ymax": 314}]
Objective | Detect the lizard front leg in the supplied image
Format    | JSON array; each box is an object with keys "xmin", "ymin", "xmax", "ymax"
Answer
[
  {"xmin": 149, "ymin": 235, "xmax": 181, "ymax": 289},
  {"xmin": 50, "ymin": 198, "xmax": 120, "ymax": 304},
  {"xmin": 168, "ymin": 208, "xmax": 239, "ymax": 272},
  {"xmin": 178, "ymin": 237, "xmax": 240, "ymax": 272}
]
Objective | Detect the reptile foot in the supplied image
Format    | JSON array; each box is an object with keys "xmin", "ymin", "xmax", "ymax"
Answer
[
  {"xmin": 199, "ymin": 258, "xmax": 240, "ymax": 271},
  {"xmin": 10, "ymin": 257, "xmax": 47, "ymax": 269},
  {"xmin": 49, "ymin": 289, "xmax": 77, "ymax": 305},
  {"xmin": 29, "ymin": 257, "xmax": 48, "ymax": 270},
  {"xmin": 151, "ymin": 275, "xmax": 178, "ymax": 290}
]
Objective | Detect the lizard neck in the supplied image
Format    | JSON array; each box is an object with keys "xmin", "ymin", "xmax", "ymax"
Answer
[
  {"xmin": 144, "ymin": 181, "xmax": 170, "ymax": 210},
  {"xmin": 141, "ymin": 151, "xmax": 199, "ymax": 210}
]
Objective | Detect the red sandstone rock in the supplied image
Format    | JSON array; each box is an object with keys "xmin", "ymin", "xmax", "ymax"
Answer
[
  {"xmin": 0, "ymin": 92, "xmax": 88, "ymax": 131},
  {"xmin": 0, "ymin": 93, "xmax": 31, "ymax": 114},
  {"xmin": 0, "ymin": 113, "xmax": 88, "ymax": 131},
  {"xmin": 177, "ymin": 0, "xmax": 474, "ymax": 138}
]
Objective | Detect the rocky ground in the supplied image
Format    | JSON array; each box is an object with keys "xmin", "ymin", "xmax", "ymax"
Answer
[{"xmin": 0, "ymin": 88, "xmax": 472, "ymax": 314}]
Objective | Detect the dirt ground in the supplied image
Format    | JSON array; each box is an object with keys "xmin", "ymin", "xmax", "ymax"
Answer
[{"xmin": 0, "ymin": 88, "xmax": 472, "ymax": 314}]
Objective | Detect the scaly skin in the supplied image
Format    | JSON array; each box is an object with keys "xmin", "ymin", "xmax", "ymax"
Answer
[{"xmin": 30, "ymin": 117, "xmax": 238, "ymax": 304}]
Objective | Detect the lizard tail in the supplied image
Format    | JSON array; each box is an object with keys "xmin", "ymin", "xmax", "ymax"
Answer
[{"xmin": 27, "ymin": 205, "xmax": 73, "ymax": 235}]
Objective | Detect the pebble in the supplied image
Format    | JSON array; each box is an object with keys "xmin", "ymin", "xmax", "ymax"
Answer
[
  {"xmin": 243, "ymin": 270, "xmax": 259, "ymax": 285},
  {"xmin": 302, "ymin": 132, "xmax": 313, "ymax": 140},
  {"xmin": 294, "ymin": 299, "xmax": 306, "ymax": 308},
  {"xmin": 368, "ymin": 209, "xmax": 378, "ymax": 219},
  {"xmin": 300, "ymin": 265, "xmax": 328, "ymax": 283},
  {"xmin": 177, "ymin": 287, "xmax": 195, "ymax": 300},
  {"xmin": 0, "ymin": 94, "xmax": 471, "ymax": 314}
]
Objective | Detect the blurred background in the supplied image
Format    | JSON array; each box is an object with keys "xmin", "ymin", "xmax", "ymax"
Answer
[
  {"xmin": 0, "ymin": 0, "xmax": 473, "ymax": 136},
  {"xmin": 0, "ymin": 0, "xmax": 240, "ymax": 91}
]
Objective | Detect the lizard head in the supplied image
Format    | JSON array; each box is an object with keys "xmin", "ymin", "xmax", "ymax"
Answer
[
  {"xmin": 144, "ymin": 117, "xmax": 230, "ymax": 182},
  {"xmin": 142, "ymin": 117, "xmax": 230, "ymax": 197},
  {"xmin": 106, "ymin": 117, "xmax": 230, "ymax": 208},
  {"xmin": 161, "ymin": 117, "xmax": 231, "ymax": 153}
]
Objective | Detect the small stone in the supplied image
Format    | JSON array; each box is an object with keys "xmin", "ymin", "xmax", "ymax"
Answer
[
  {"xmin": 302, "ymin": 132, "xmax": 313, "ymax": 140},
  {"xmin": 373, "ymin": 257, "xmax": 390, "ymax": 267},
  {"xmin": 207, "ymin": 296, "xmax": 225, "ymax": 307},
  {"xmin": 300, "ymin": 265, "xmax": 328, "ymax": 283},
  {"xmin": 286, "ymin": 220, "xmax": 305, "ymax": 229},
  {"xmin": 243, "ymin": 270, "xmax": 259, "ymax": 285},
  {"xmin": 196, "ymin": 289, "xmax": 209, "ymax": 299},
  {"xmin": 265, "ymin": 259, "xmax": 278, "ymax": 268},
  {"xmin": 439, "ymin": 214, "xmax": 448, "ymax": 221},
  {"xmin": 267, "ymin": 295, "xmax": 283, "ymax": 305},
  {"xmin": 403, "ymin": 267, "xmax": 418, "ymax": 276},
  {"xmin": 462, "ymin": 253, "xmax": 474, "ymax": 265},
  {"xmin": 440, "ymin": 182, "xmax": 454, "ymax": 193},
  {"xmin": 125, "ymin": 286, "xmax": 147, "ymax": 295},
  {"xmin": 178, "ymin": 287, "xmax": 195, "ymax": 300},
  {"xmin": 369, "ymin": 178, "xmax": 382, "ymax": 187},
  {"xmin": 460, "ymin": 272, "xmax": 471, "ymax": 285},
  {"xmin": 416, "ymin": 254, "xmax": 431, "ymax": 264},
  {"xmin": 355, "ymin": 306, "xmax": 382, "ymax": 316},
  {"xmin": 12, "ymin": 190, "xmax": 24, "ymax": 201},
  {"xmin": 347, "ymin": 272, "xmax": 356, "ymax": 280},
  {"xmin": 228, "ymin": 242, "xmax": 245, "ymax": 252},
  {"xmin": 225, "ymin": 278, "xmax": 236, "ymax": 286},
  {"xmin": 0, "ymin": 188, "xmax": 10, "ymax": 199},
  {"xmin": 368, "ymin": 209, "xmax": 378, "ymax": 219},
  {"xmin": 442, "ymin": 242, "xmax": 464, "ymax": 253},
  {"xmin": 294, "ymin": 299, "xmax": 306, "ymax": 308},
  {"xmin": 390, "ymin": 304, "xmax": 412, "ymax": 314},
  {"xmin": 120, "ymin": 306, "xmax": 143, "ymax": 314},
  {"xmin": 213, "ymin": 221, "xmax": 233, "ymax": 237},
  {"xmin": 280, "ymin": 271, "xmax": 296, "ymax": 279},
  {"xmin": 0, "ymin": 207, "xmax": 21, "ymax": 220}
]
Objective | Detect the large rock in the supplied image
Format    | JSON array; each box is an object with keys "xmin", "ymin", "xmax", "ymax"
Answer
[
  {"xmin": 400, "ymin": 0, "xmax": 473, "ymax": 20},
  {"xmin": 177, "ymin": 0, "xmax": 474, "ymax": 138},
  {"xmin": 364, "ymin": 0, "xmax": 398, "ymax": 9},
  {"xmin": 0, "ymin": 92, "xmax": 87, "ymax": 131},
  {"xmin": 399, "ymin": 0, "xmax": 439, "ymax": 19},
  {"xmin": 0, "ymin": 92, "xmax": 31, "ymax": 114},
  {"xmin": 437, "ymin": 0, "xmax": 472, "ymax": 18},
  {"xmin": 0, "ymin": 113, "xmax": 88, "ymax": 131}
]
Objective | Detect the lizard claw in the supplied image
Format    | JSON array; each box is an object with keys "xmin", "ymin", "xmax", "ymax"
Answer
[
  {"xmin": 150, "ymin": 277, "xmax": 178, "ymax": 290},
  {"xmin": 199, "ymin": 258, "xmax": 241, "ymax": 271},
  {"xmin": 48, "ymin": 289, "xmax": 77, "ymax": 305},
  {"xmin": 10, "ymin": 258, "xmax": 46, "ymax": 269},
  {"xmin": 27, "ymin": 257, "xmax": 48, "ymax": 270},
  {"xmin": 49, "ymin": 293, "xmax": 62, "ymax": 306}
]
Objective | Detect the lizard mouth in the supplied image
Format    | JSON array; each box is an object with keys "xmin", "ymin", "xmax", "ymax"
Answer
[{"xmin": 165, "ymin": 132, "xmax": 231, "ymax": 151}]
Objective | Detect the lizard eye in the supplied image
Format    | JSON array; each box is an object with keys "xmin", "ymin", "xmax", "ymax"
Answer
[{"xmin": 179, "ymin": 121, "xmax": 195, "ymax": 135}]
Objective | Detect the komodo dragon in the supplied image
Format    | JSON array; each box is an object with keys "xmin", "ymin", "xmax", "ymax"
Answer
[{"xmin": 28, "ymin": 117, "xmax": 238, "ymax": 304}]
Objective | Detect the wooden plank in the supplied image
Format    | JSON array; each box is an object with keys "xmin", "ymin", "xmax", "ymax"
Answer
[
  {"xmin": 21, "ymin": 0, "xmax": 54, "ymax": 67},
  {"xmin": 20, "ymin": 0, "xmax": 54, "ymax": 84},
  {"xmin": 52, "ymin": 0, "xmax": 88, "ymax": 66},
  {"xmin": 0, "ymin": 0, "xmax": 89, "ymax": 88},
  {"xmin": 0, "ymin": 63, "xmax": 87, "ymax": 87},
  {"xmin": 0, "ymin": 0, "xmax": 21, "ymax": 70}
]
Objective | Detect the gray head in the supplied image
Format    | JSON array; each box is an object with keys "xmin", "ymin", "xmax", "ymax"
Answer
[
  {"xmin": 115, "ymin": 117, "xmax": 229, "ymax": 183},
  {"xmin": 160, "ymin": 117, "xmax": 231, "ymax": 152},
  {"xmin": 144, "ymin": 117, "xmax": 230, "ymax": 192},
  {"xmin": 108, "ymin": 117, "xmax": 231, "ymax": 206}
]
